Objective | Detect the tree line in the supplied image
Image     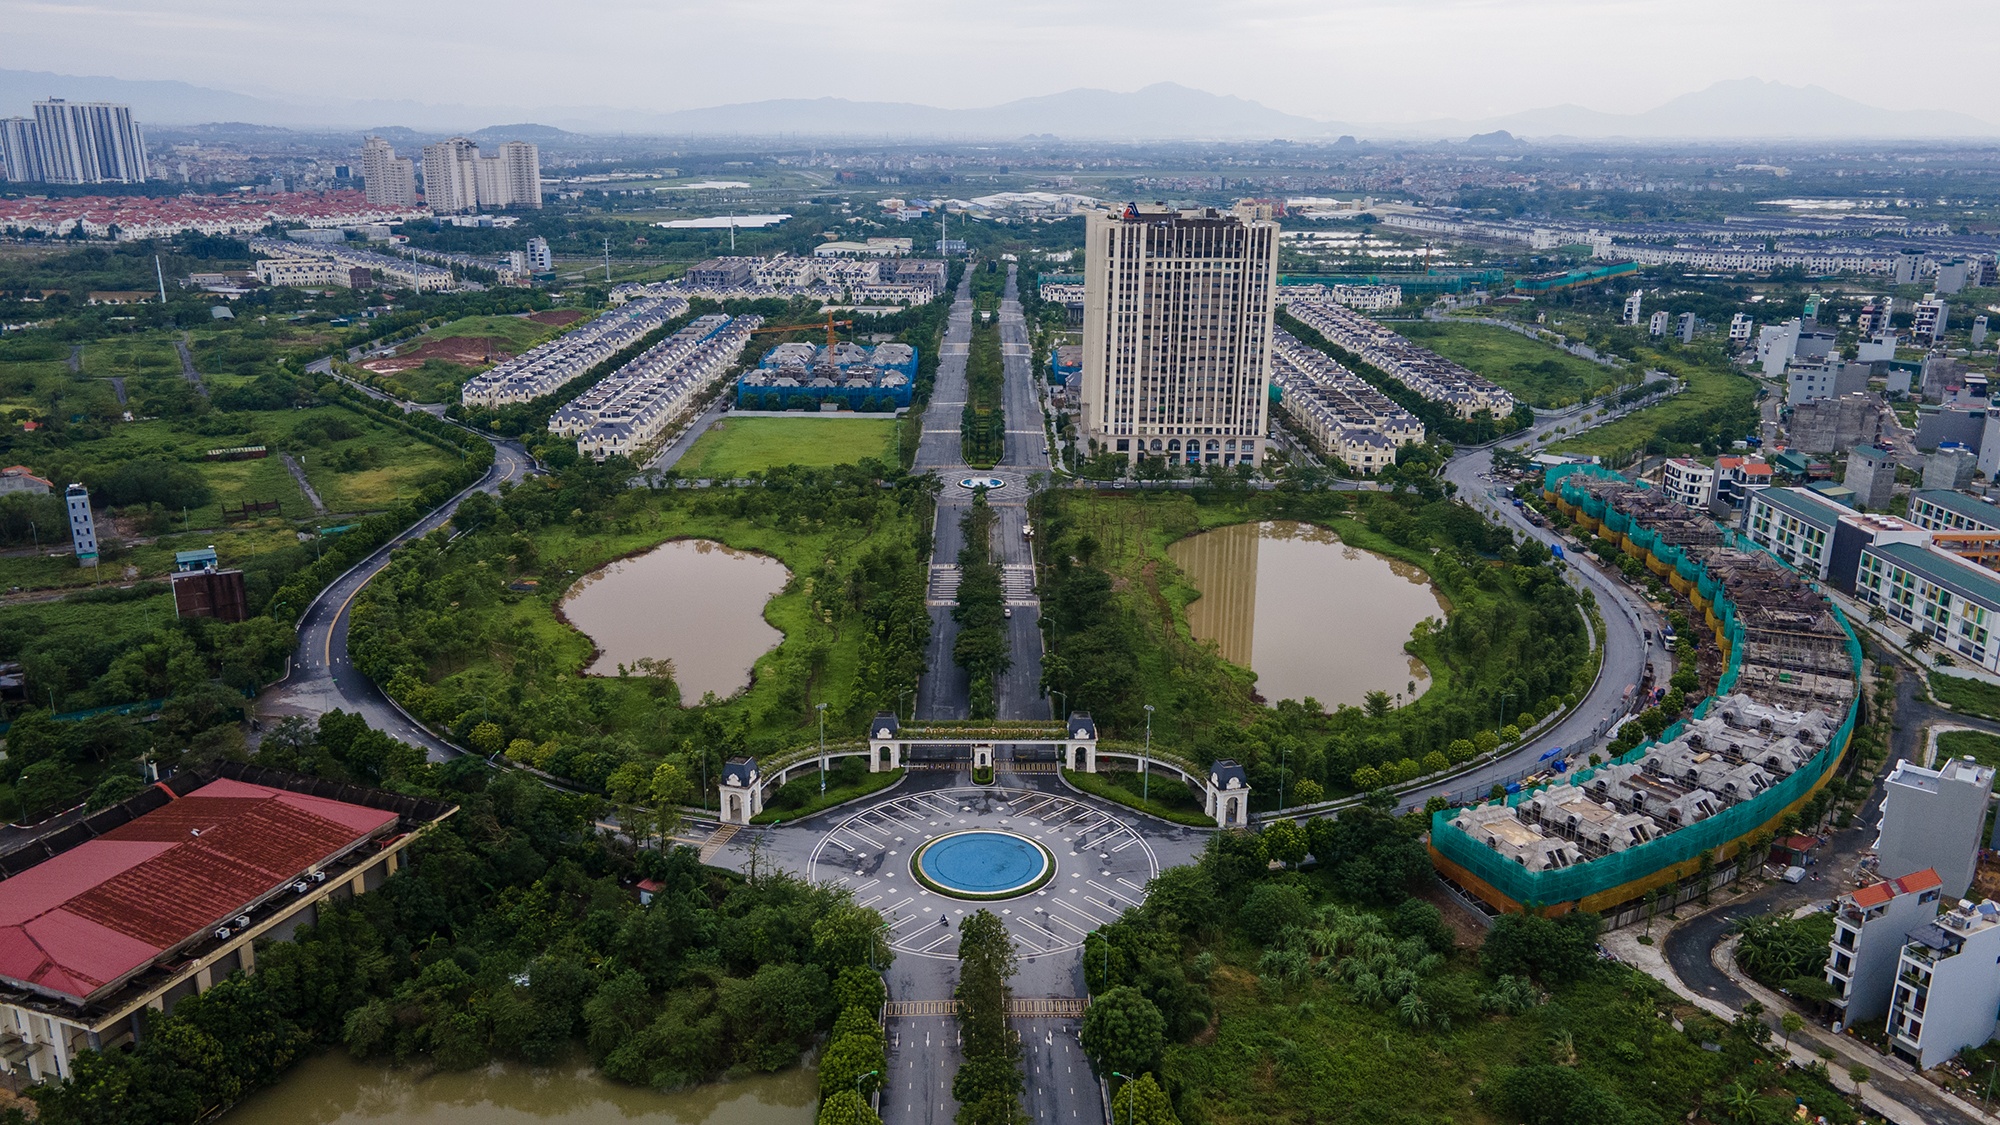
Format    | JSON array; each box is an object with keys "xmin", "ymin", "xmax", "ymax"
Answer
[{"xmin": 27, "ymin": 715, "xmax": 894, "ymax": 1125}]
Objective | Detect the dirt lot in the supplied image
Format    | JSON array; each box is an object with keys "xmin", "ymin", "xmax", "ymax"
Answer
[
  {"xmin": 361, "ymin": 336, "xmax": 511, "ymax": 375},
  {"xmin": 527, "ymin": 309, "xmax": 588, "ymax": 327}
]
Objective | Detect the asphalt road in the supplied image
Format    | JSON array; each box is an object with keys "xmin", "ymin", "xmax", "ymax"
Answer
[{"xmin": 260, "ymin": 401, "xmax": 538, "ymax": 760}]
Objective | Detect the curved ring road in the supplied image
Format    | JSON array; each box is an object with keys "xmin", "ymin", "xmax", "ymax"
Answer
[
  {"xmin": 261, "ymin": 361, "xmax": 538, "ymax": 760},
  {"xmin": 275, "ymin": 321, "xmax": 1664, "ymax": 806}
]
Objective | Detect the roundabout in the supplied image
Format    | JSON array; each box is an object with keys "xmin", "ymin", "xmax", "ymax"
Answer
[
  {"xmin": 911, "ymin": 830, "xmax": 1056, "ymax": 899},
  {"xmin": 808, "ymin": 786, "xmax": 1161, "ymax": 959}
]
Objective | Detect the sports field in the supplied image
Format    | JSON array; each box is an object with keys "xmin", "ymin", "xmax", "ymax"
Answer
[{"xmin": 678, "ymin": 416, "xmax": 897, "ymax": 476}]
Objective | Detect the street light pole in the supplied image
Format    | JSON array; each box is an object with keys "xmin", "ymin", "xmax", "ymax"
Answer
[
  {"xmin": 1142, "ymin": 704, "xmax": 1155, "ymax": 802},
  {"xmin": 1111, "ymin": 1072, "xmax": 1136, "ymax": 1125},
  {"xmin": 817, "ymin": 702, "xmax": 829, "ymax": 795}
]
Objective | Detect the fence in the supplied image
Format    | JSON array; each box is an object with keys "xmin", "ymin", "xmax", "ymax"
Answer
[{"xmin": 1430, "ymin": 462, "xmax": 1862, "ymax": 912}]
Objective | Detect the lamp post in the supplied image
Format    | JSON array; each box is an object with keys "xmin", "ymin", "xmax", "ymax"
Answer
[
  {"xmin": 899, "ymin": 687, "xmax": 915, "ymax": 723},
  {"xmin": 1111, "ymin": 1072, "xmax": 1135, "ymax": 1125},
  {"xmin": 817, "ymin": 702, "xmax": 829, "ymax": 794},
  {"xmin": 858, "ymin": 1069, "xmax": 880, "ymax": 1096},
  {"xmin": 1050, "ymin": 689, "xmax": 1067, "ymax": 721},
  {"xmin": 1142, "ymin": 704, "xmax": 1155, "ymax": 802}
]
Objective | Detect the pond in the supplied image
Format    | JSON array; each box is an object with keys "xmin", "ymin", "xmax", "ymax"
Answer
[
  {"xmin": 1168, "ymin": 520, "xmax": 1446, "ymax": 709},
  {"xmin": 560, "ymin": 539, "xmax": 790, "ymax": 701},
  {"xmin": 225, "ymin": 1051, "xmax": 817, "ymax": 1125}
]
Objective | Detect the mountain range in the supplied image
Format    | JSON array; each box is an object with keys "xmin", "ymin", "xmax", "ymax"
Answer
[{"xmin": 1, "ymin": 69, "xmax": 1993, "ymax": 142}]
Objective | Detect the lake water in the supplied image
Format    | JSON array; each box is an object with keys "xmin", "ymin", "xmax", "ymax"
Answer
[
  {"xmin": 560, "ymin": 539, "xmax": 789, "ymax": 700},
  {"xmin": 224, "ymin": 1052, "xmax": 817, "ymax": 1125},
  {"xmin": 1168, "ymin": 521, "xmax": 1446, "ymax": 708}
]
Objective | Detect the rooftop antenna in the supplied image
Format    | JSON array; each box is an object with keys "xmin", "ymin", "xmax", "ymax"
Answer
[{"xmin": 154, "ymin": 255, "xmax": 166, "ymax": 303}]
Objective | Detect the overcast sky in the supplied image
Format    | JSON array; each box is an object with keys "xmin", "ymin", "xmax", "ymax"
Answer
[{"xmin": 4, "ymin": 0, "xmax": 1989, "ymax": 122}]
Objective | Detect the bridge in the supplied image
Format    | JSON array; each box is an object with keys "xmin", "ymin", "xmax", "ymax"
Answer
[{"xmin": 713, "ymin": 711, "xmax": 1253, "ymax": 828}]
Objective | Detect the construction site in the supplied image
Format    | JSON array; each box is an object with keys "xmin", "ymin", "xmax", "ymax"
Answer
[{"xmin": 1429, "ymin": 463, "xmax": 1862, "ymax": 920}]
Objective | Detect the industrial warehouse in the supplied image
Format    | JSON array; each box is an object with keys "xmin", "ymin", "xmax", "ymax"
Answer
[{"xmin": 0, "ymin": 765, "xmax": 453, "ymax": 1086}]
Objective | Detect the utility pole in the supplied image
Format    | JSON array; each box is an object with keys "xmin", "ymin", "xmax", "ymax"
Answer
[
  {"xmin": 603, "ymin": 237, "xmax": 611, "ymax": 282},
  {"xmin": 154, "ymin": 255, "xmax": 166, "ymax": 303}
]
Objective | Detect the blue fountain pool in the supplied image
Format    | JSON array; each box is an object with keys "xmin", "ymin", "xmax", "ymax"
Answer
[{"xmin": 914, "ymin": 831, "xmax": 1053, "ymax": 898}]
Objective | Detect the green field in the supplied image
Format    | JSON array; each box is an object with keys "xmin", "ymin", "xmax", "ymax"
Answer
[
  {"xmin": 1550, "ymin": 347, "xmax": 1759, "ymax": 462},
  {"xmin": 1403, "ymin": 320, "xmax": 1625, "ymax": 408},
  {"xmin": 1935, "ymin": 729, "xmax": 2000, "ymax": 787},
  {"xmin": 427, "ymin": 314, "xmax": 563, "ymax": 350},
  {"xmin": 679, "ymin": 416, "xmax": 897, "ymax": 477}
]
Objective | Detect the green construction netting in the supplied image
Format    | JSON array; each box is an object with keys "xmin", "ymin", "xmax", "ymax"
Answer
[{"xmin": 1436, "ymin": 466, "xmax": 1862, "ymax": 907}]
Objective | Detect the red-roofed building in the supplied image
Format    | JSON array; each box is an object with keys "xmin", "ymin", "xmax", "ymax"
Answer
[
  {"xmin": 0, "ymin": 765, "xmax": 453, "ymax": 1085},
  {"xmin": 1826, "ymin": 867, "xmax": 1944, "ymax": 1025},
  {"xmin": 1715, "ymin": 456, "xmax": 1773, "ymax": 511}
]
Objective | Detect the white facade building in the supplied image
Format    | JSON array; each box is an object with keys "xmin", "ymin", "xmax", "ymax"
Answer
[
  {"xmin": 1623, "ymin": 291, "xmax": 1643, "ymax": 326},
  {"xmin": 527, "ymin": 236, "xmax": 553, "ymax": 273},
  {"xmin": 1914, "ymin": 296, "xmax": 1950, "ymax": 344},
  {"xmin": 64, "ymin": 483, "xmax": 96, "ymax": 567},
  {"xmin": 1876, "ymin": 756, "xmax": 1996, "ymax": 899},
  {"xmin": 1888, "ymin": 898, "xmax": 2000, "ymax": 1069},
  {"xmin": 421, "ymin": 138, "xmax": 540, "ymax": 214},
  {"xmin": 1857, "ymin": 541, "xmax": 2000, "ymax": 676},
  {"xmin": 359, "ymin": 137, "xmax": 418, "ymax": 208},
  {"xmin": 1661, "ymin": 457, "xmax": 1716, "ymax": 509},
  {"xmin": 2, "ymin": 101, "xmax": 148, "ymax": 185},
  {"xmin": 1081, "ymin": 205, "xmax": 1277, "ymax": 468},
  {"xmin": 1826, "ymin": 868, "xmax": 1944, "ymax": 1025}
]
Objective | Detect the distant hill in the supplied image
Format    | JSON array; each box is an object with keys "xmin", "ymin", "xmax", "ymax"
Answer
[{"xmin": 2, "ymin": 69, "xmax": 1994, "ymax": 142}]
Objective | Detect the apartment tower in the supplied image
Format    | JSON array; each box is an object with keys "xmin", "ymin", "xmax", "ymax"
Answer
[
  {"xmin": 0, "ymin": 100, "xmax": 147, "ymax": 184},
  {"xmin": 359, "ymin": 136, "xmax": 418, "ymax": 208},
  {"xmin": 420, "ymin": 137, "xmax": 541, "ymax": 214},
  {"xmin": 1080, "ymin": 204, "xmax": 1278, "ymax": 468}
]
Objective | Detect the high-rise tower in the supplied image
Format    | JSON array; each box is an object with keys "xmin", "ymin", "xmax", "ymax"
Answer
[{"xmin": 1080, "ymin": 204, "xmax": 1278, "ymax": 469}]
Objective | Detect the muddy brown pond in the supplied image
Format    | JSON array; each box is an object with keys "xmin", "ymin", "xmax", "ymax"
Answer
[
  {"xmin": 560, "ymin": 539, "xmax": 789, "ymax": 701},
  {"xmin": 224, "ymin": 1052, "xmax": 816, "ymax": 1124},
  {"xmin": 1168, "ymin": 520, "xmax": 1446, "ymax": 708}
]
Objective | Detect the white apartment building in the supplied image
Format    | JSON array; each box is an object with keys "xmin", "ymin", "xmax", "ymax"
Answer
[
  {"xmin": 1857, "ymin": 541, "xmax": 2000, "ymax": 676},
  {"xmin": 1743, "ymin": 487, "xmax": 1847, "ymax": 578},
  {"xmin": 1623, "ymin": 291, "xmax": 1643, "ymax": 326},
  {"xmin": 0, "ymin": 100, "xmax": 148, "ymax": 184},
  {"xmin": 1661, "ymin": 457, "xmax": 1716, "ymax": 509},
  {"xmin": 254, "ymin": 258, "xmax": 350, "ymax": 288},
  {"xmin": 1826, "ymin": 868, "xmax": 1944, "ymax": 1025},
  {"xmin": 1649, "ymin": 310, "xmax": 1670, "ymax": 337},
  {"xmin": 359, "ymin": 137, "xmax": 417, "ymax": 208},
  {"xmin": 421, "ymin": 138, "xmax": 541, "ymax": 214},
  {"xmin": 1728, "ymin": 313, "xmax": 1753, "ymax": 346},
  {"xmin": 1908, "ymin": 490, "xmax": 2000, "ymax": 534},
  {"xmin": 248, "ymin": 238, "xmax": 451, "ymax": 293},
  {"xmin": 1876, "ymin": 756, "xmax": 1996, "ymax": 899},
  {"xmin": 1081, "ymin": 205, "xmax": 1278, "ymax": 468},
  {"xmin": 527, "ymin": 236, "xmax": 553, "ymax": 274},
  {"xmin": 65, "ymin": 483, "xmax": 96, "ymax": 567},
  {"xmin": 1888, "ymin": 898, "xmax": 2000, "ymax": 1069},
  {"xmin": 1914, "ymin": 296, "xmax": 1950, "ymax": 344}
]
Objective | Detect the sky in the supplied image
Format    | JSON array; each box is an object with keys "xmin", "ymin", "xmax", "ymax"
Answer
[{"xmin": 3, "ymin": 0, "xmax": 1991, "ymax": 124}]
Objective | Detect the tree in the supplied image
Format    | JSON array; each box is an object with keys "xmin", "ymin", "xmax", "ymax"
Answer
[
  {"xmin": 1238, "ymin": 883, "xmax": 1312, "ymax": 943},
  {"xmin": 1780, "ymin": 1011, "xmax": 1804, "ymax": 1049},
  {"xmin": 1109, "ymin": 1073, "xmax": 1180, "ymax": 1125},
  {"xmin": 1081, "ymin": 987, "xmax": 1165, "ymax": 1075},
  {"xmin": 820, "ymin": 1032, "xmax": 886, "ymax": 1098},
  {"xmin": 817, "ymin": 1089, "xmax": 883, "ymax": 1125},
  {"xmin": 1480, "ymin": 912, "xmax": 1601, "ymax": 982},
  {"xmin": 1262, "ymin": 820, "xmax": 1308, "ymax": 867},
  {"xmin": 1484, "ymin": 1064, "xmax": 1631, "ymax": 1125}
]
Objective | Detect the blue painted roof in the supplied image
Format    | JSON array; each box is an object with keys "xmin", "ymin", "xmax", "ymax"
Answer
[
  {"xmin": 1911, "ymin": 490, "xmax": 2000, "ymax": 530},
  {"xmin": 1867, "ymin": 540, "xmax": 2000, "ymax": 610},
  {"xmin": 1754, "ymin": 487, "xmax": 1846, "ymax": 529}
]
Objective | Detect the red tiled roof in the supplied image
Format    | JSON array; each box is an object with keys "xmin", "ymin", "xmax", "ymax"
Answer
[
  {"xmin": 0, "ymin": 779, "xmax": 396, "ymax": 1002},
  {"xmin": 1848, "ymin": 867, "xmax": 1942, "ymax": 910}
]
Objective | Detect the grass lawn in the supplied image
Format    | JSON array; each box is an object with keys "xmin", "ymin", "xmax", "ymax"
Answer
[
  {"xmin": 679, "ymin": 416, "xmax": 897, "ymax": 477},
  {"xmin": 299, "ymin": 432, "xmax": 465, "ymax": 515},
  {"xmin": 0, "ymin": 522, "xmax": 303, "ymax": 594},
  {"xmin": 1063, "ymin": 767, "xmax": 1214, "ymax": 826},
  {"xmin": 1402, "ymin": 321, "xmax": 1624, "ymax": 408},
  {"xmin": 427, "ymin": 314, "xmax": 561, "ymax": 351},
  {"xmin": 1935, "ymin": 729, "xmax": 2000, "ymax": 787},
  {"xmin": 1550, "ymin": 348, "xmax": 1758, "ymax": 462},
  {"xmin": 1932, "ymin": 672, "xmax": 2000, "ymax": 720}
]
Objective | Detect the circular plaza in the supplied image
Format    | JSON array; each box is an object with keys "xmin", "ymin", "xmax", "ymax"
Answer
[{"xmin": 808, "ymin": 786, "xmax": 1160, "ymax": 960}]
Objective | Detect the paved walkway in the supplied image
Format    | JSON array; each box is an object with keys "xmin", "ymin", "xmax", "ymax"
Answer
[{"xmin": 280, "ymin": 453, "xmax": 328, "ymax": 516}]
